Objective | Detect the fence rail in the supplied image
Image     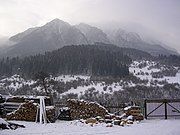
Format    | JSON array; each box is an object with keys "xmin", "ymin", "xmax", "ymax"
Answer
[{"xmin": 144, "ymin": 99, "xmax": 180, "ymax": 119}]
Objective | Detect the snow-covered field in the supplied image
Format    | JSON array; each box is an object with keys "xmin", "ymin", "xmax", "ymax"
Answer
[
  {"xmin": 0, "ymin": 74, "xmax": 35, "ymax": 91},
  {"xmin": 61, "ymin": 82, "xmax": 123, "ymax": 96},
  {"xmin": 1, "ymin": 119, "xmax": 180, "ymax": 135},
  {"xmin": 54, "ymin": 75, "xmax": 90, "ymax": 82},
  {"xmin": 129, "ymin": 60, "xmax": 180, "ymax": 84}
]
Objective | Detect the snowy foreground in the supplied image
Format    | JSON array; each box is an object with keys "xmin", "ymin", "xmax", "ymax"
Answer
[{"xmin": 1, "ymin": 119, "xmax": 180, "ymax": 135}]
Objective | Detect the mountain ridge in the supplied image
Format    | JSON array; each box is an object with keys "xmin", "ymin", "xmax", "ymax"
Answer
[{"xmin": 0, "ymin": 18, "xmax": 178, "ymax": 57}]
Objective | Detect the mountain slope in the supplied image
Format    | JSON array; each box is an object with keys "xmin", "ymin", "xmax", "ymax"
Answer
[
  {"xmin": 75, "ymin": 23, "xmax": 110, "ymax": 44},
  {"xmin": 108, "ymin": 28, "xmax": 178, "ymax": 56},
  {"xmin": 0, "ymin": 44, "xmax": 131, "ymax": 78},
  {"xmin": 3, "ymin": 19, "xmax": 88, "ymax": 57},
  {"xmin": 0, "ymin": 19, "xmax": 178, "ymax": 57}
]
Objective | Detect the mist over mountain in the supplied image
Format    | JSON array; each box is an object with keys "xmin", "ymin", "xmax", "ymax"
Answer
[
  {"xmin": 0, "ymin": 18, "xmax": 178, "ymax": 58},
  {"xmin": 75, "ymin": 23, "xmax": 110, "ymax": 44},
  {"xmin": 107, "ymin": 28, "xmax": 178, "ymax": 56},
  {"xmin": 0, "ymin": 36, "xmax": 14, "ymax": 54},
  {"xmin": 0, "ymin": 36, "xmax": 8, "ymax": 47}
]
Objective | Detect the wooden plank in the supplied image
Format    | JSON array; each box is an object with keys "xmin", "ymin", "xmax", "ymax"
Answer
[
  {"xmin": 144, "ymin": 99, "xmax": 147, "ymax": 119},
  {"xmin": 165, "ymin": 102, "xmax": 167, "ymax": 119},
  {"xmin": 145, "ymin": 99, "xmax": 180, "ymax": 103},
  {"xmin": 147, "ymin": 115, "xmax": 180, "ymax": 117}
]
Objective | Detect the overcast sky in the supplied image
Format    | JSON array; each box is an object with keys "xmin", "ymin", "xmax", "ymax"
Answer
[{"xmin": 0, "ymin": 0, "xmax": 180, "ymax": 52}]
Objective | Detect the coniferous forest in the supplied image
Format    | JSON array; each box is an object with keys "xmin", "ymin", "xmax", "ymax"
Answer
[{"xmin": 0, "ymin": 45, "xmax": 132, "ymax": 78}]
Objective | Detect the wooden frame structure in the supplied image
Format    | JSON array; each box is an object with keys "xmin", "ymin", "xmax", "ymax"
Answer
[{"xmin": 144, "ymin": 99, "xmax": 180, "ymax": 119}]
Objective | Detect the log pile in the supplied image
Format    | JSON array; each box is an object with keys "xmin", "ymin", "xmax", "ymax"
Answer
[
  {"xmin": 67, "ymin": 99, "xmax": 108, "ymax": 120},
  {"xmin": 6, "ymin": 101, "xmax": 38, "ymax": 121},
  {"xmin": 6, "ymin": 101, "xmax": 56, "ymax": 122},
  {"xmin": 6, "ymin": 96, "xmax": 25, "ymax": 103},
  {"xmin": 58, "ymin": 107, "xmax": 71, "ymax": 121},
  {"xmin": 62, "ymin": 102, "xmax": 145, "ymax": 127},
  {"xmin": 46, "ymin": 106, "xmax": 56, "ymax": 123},
  {"xmin": 0, "ymin": 118, "xmax": 25, "ymax": 130},
  {"xmin": 124, "ymin": 106, "xmax": 144, "ymax": 121},
  {"xmin": 78, "ymin": 114, "xmax": 134, "ymax": 127},
  {"xmin": 81, "ymin": 113, "xmax": 141, "ymax": 127}
]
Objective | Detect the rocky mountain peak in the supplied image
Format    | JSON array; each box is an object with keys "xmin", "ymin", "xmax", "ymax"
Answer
[
  {"xmin": 44, "ymin": 18, "xmax": 71, "ymax": 28},
  {"xmin": 75, "ymin": 23, "xmax": 110, "ymax": 44}
]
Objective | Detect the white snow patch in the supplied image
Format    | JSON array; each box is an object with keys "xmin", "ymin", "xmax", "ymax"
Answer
[
  {"xmin": 54, "ymin": 75, "xmax": 90, "ymax": 82},
  {"xmin": 0, "ymin": 118, "xmax": 9, "ymax": 125},
  {"xmin": 61, "ymin": 82, "xmax": 123, "ymax": 97},
  {"xmin": 1, "ymin": 119, "xmax": 180, "ymax": 135}
]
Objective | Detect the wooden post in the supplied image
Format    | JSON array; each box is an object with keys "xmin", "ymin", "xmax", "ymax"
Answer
[
  {"xmin": 35, "ymin": 106, "xmax": 39, "ymax": 123},
  {"xmin": 144, "ymin": 99, "xmax": 147, "ymax": 119},
  {"xmin": 36, "ymin": 96, "xmax": 47, "ymax": 124},
  {"xmin": 164, "ymin": 100, "xmax": 167, "ymax": 119}
]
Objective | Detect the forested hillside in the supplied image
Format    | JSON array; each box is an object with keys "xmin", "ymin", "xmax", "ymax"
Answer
[{"xmin": 0, "ymin": 45, "xmax": 132, "ymax": 78}]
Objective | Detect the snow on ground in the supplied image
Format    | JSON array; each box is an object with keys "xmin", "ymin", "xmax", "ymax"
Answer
[
  {"xmin": 129, "ymin": 60, "xmax": 180, "ymax": 84},
  {"xmin": 1, "ymin": 119, "xmax": 180, "ymax": 135},
  {"xmin": 61, "ymin": 82, "xmax": 123, "ymax": 96},
  {"xmin": 54, "ymin": 75, "xmax": 90, "ymax": 82},
  {"xmin": 61, "ymin": 60, "xmax": 180, "ymax": 97},
  {"xmin": 161, "ymin": 72, "xmax": 180, "ymax": 83},
  {"xmin": 0, "ymin": 74, "xmax": 35, "ymax": 91},
  {"xmin": 0, "ymin": 75, "xmax": 90, "ymax": 92},
  {"xmin": 1, "ymin": 60, "xmax": 180, "ymax": 96},
  {"xmin": 1, "ymin": 74, "xmax": 24, "ymax": 82},
  {"xmin": 0, "ymin": 118, "xmax": 8, "ymax": 125}
]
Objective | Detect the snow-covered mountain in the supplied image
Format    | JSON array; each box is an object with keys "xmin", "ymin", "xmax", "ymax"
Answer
[
  {"xmin": 75, "ymin": 23, "xmax": 110, "ymax": 44},
  {"xmin": 0, "ymin": 19, "xmax": 178, "ymax": 57},
  {"xmin": 108, "ymin": 29, "xmax": 178, "ymax": 56},
  {"xmin": 3, "ymin": 19, "xmax": 88, "ymax": 57},
  {"xmin": 9, "ymin": 27, "xmax": 38, "ymax": 43},
  {"xmin": 109, "ymin": 29, "xmax": 142, "ymax": 44}
]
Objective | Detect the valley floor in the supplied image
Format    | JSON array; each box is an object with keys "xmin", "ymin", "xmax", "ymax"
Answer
[{"xmin": 1, "ymin": 119, "xmax": 180, "ymax": 135}]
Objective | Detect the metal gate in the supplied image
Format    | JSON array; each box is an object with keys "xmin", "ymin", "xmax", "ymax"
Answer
[{"xmin": 144, "ymin": 99, "xmax": 180, "ymax": 119}]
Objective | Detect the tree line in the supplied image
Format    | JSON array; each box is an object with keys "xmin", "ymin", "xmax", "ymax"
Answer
[{"xmin": 0, "ymin": 45, "xmax": 132, "ymax": 78}]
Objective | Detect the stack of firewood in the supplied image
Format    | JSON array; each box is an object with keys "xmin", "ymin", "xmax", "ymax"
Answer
[
  {"xmin": 67, "ymin": 99, "xmax": 108, "ymax": 120},
  {"xmin": 46, "ymin": 106, "xmax": 56, "ymax": 123},
  {"xmin": 6, "ymin": 101, "xmax": 38, "ymax": 121},
  {"xmin": 124, "ymin": 106, "xmax": 144, "ymax": 121},
  {"xmin": 75, "ymin": 105, "xmax": 144, "ymax": 127},
  {"xmin": 0, "ymin": 118, "xmax": 25, "ymax": 130},
  {"xmin": 6, "ymin": 96, "xmax": 25, "ymax": 103},
  {"xmin": 6, "ymin": 101, "xmax": 56, "ymax": 122}
]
